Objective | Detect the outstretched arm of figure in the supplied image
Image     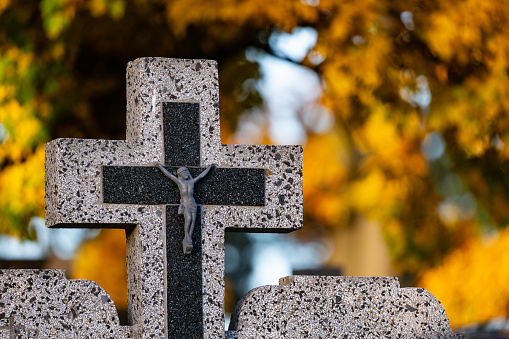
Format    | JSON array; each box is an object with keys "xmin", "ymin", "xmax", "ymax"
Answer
[
  {"xmin": 194, "ymin": 163, "xmax": 216, "ymax": 182},
  {"xmin": 153, "ymin": 162, "xmax": 180, "ymax": 184}
]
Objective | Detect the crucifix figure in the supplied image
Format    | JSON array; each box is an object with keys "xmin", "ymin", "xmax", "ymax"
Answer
[
  {"xmin": 45, "ymin": 58, "xmax": 303, "ymax": 338},
  {"xmin": 153, "ymin": 162, "xmax": 215, "ymax": 254}
]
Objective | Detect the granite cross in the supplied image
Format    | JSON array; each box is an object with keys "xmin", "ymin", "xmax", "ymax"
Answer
[
  {"xmin": 101, "ymin": 101, "xmax": 265, "ymax": 336},
  {"xmin": 45, "ymin": 58, "xmax": 303, "ymax": 339}
]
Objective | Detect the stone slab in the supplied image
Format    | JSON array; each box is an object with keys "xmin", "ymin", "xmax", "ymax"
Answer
[
  {"xmin": 166, "ymin": 205, "xmax": 203, "ymax": 338},
  {"xmin": 0, "ymin": 269, "xmax": 131, "ymax": 338},
  {"xmin": 163, "ymin": 101, "xmax": 201, "ymax": 166},
  {"xmin": 229, "ymin": 276, "xmax": 464, "ymax": 339},
  {"xmin": 102, "ymin": 166, "xmax": 266, "ymax": 206}
]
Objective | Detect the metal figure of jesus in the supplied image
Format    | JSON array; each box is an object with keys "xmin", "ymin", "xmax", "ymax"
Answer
[{"xmin": 154, "ymin": 162, "xmax": 215, "ymax": 254}]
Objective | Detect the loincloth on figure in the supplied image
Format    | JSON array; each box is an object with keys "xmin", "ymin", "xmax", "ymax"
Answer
[{"xmin": 178, "ymin": 200, "xmax": 197, "ymax": 215}]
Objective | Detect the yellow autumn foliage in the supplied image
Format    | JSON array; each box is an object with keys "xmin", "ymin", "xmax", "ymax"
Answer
[
  {"xmin": 0, "ymin": 145, "xmax": 45, "ymax": 233},
  {"xmin": 71, "ymin": 229, "xmax": 128, "ymax": 310},
  {"xmin": 303, "ymin": 130, "xmax": 349, "ymax": 225},
  {"xmin": 419, "ymin": 227, "xmax": 509, "ymax": 327},
  {"xmin": 166, "ymin": 0, "xmax": 319, "ymax": 37},
  {"xmin": 425, "ymin": 0, "xmax": 507, "ymax": 64},
  {"xmin": 348, "ymin": 169, "xmax": 385, "ymax": 212},
  {"xmin": 0, "ymin": 0, "xmax": 10, "ymax": 14},
  {"xmin": 0, "ymin": 45, "xmax": 46, "ymax": 235}
]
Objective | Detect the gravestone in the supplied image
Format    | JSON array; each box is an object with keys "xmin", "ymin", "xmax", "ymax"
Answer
[
  {"xmin": 43, "ymin": 57, "xmax": 302, "ymax": 338},
  {"xmin": 0, "ymin": 57, "xmax": 462, "ymax": 338},
  {"xmin": 0, "ymin": 270, "xmax": 132, "ymax": 338},
  {"xmin": 228, "ymin": 276, "xmax": 463, "ymax": 338}
]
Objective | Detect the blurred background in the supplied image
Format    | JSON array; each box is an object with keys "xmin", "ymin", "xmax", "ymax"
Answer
[{"xmin": 1, "ymin": 0, "xmax": 509, "ymax": 334}]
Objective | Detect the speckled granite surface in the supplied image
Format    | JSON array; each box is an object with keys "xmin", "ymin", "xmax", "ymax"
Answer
[
  {"xmin": 0, "ymin": 270, "xmax": 132, "ymax": 338},
  {"xmin": 42, "ymin": 57, "xmax": 303, "ymax": 338},
  {"xmin": 229, "ymin": 275, "xmax": 464, "ymax": 338}
]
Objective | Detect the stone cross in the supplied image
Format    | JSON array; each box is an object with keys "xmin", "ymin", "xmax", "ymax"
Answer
[
  {"xmin": 44, "ymin": 58, "xmax": 303, "ymax": 338},
  {"xmin": 101, "ymin": 102, "xmax": 265, "ymax": 336}
]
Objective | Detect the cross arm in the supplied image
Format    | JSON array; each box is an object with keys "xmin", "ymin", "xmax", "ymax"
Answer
[
  {"xmin": 203, "ymin": 144, "xmax": 303, "ymax": 233},
  {"xmin": 45, "ymin": 138, "xmax": 160, "ymax": 227}
]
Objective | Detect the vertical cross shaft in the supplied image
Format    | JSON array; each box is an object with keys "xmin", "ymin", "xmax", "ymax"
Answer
[{"xmin": 102, "ymin": 102, "xmax": 266, "ymax": 337}]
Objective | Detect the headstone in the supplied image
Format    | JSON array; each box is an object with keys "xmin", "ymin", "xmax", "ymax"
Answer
[
  {"xmin": 0, "ymin": 269, "xmax": 132, "ymax": 338},
  {"xmin": 43, "ymin": 58, "xmax": 303, "ymax": 338},
  {"xmin": 0, "ymin": 57, "xmax": 462, "ymax": 339},
  {"xmin": 228, "ymin": 276, "xmax": 463, "ymax": 338}
]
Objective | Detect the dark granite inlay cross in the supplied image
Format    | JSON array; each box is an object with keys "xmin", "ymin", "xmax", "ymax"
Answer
[{"xmin": 101, "ymin": 102, "xmax": 265, "ymax": 338}]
